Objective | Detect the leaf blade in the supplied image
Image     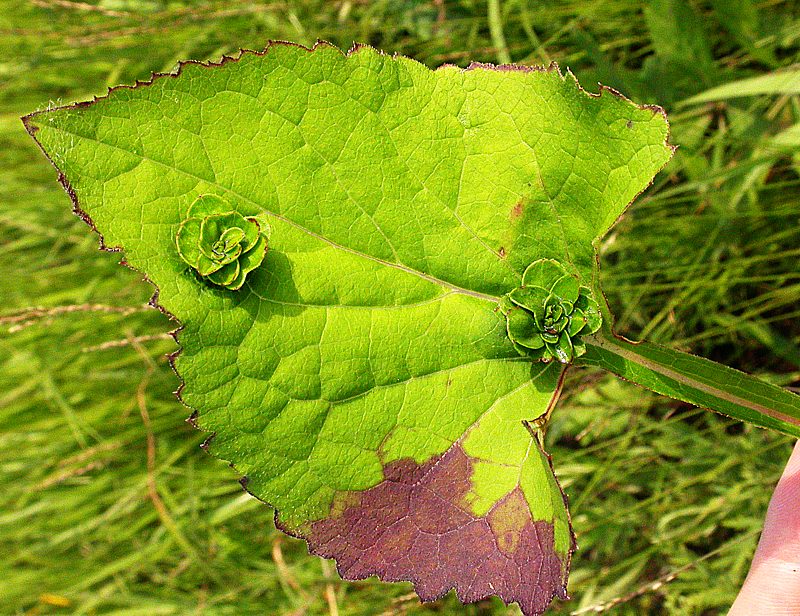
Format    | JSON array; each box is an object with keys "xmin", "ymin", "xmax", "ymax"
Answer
[{"xmin": 23, "ymin": 42, "xmax": 673, "ymax": 615}]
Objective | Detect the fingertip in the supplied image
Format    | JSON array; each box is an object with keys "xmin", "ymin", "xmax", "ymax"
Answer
[{"xmin": 729, "ymin": 440, "xmax": 800, "ymax": 615}]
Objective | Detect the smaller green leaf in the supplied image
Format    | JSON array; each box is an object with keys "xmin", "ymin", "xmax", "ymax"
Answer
[
  {"xmin": 239, "ymin": 217, "xmax": 262, "ymax": 250},
  {"xmin": 188, "ymin": 194, "xmax": 232, "ymax": 218},
  {"xmin": 220, "ymin": 227, "xmax": 244, "ymax": 244},
  {"xmin": 199, "ymin": 212, "xmax": 250, "ymax": 257},
  {"xmin": 568, "ymin": 312, "xmax": 588, "ymax": 337},
  {"xmin": 219, "ymin": 226, "xmax": 246, "ymax": 249},
  {"xmin": 522, "ymin": 259, "xmax": 567, "ymax": 289},
  {"xmin": 553, "ymin": 315, "xmax": 569, "ymax": 333},
  {"xmin": 576, "ymin": 293, "xmax": 602, "ymax": 334},
  {"xmin": 236, "ymin": 233, "xmax": 269, "ymax": 278},
  {"xmin": 196, "ymin": 252, "xmax": 224, "ymax": 276},
  {"xmin": 554, "ymin": 334, "xmax": 574, "ymax": 363},
  {"xmin": 547, "ymin": 300, "xmax": 564, "ymax": 322},
  {"xmin": 509, "ymin": 286, "xmax": 549, "ymax": 315},
  {"xmin": 507, "ymin": 308, "xmax": 545, "ymax": 349},
  {"xmin": 175, "ymin": 218, "xmax": 202, "ymax": 269},
  {"xmin": 550, "ymin": 275, "xmax": 580, "ymax": 304},
  {"xmin": 541, "ymin": 331, "xmax": 559, "ymax": 344},
  {"xmin": 207, "ymin": 260, "xmax": 241, "ymax": 286}
]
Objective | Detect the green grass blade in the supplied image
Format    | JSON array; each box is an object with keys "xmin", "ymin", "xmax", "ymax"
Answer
[
  {"xmin": 680, "ymin": 68, "xmax": 800, "ymax": 104},
  {"xmin": 580, "ymin": 333, "xmax": 800, "ymax": 437}
]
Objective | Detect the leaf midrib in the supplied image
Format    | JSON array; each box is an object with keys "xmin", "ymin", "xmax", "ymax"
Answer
[{"xmin": 246, "ymin": 285, "xmax": 452, "ymax": 309}]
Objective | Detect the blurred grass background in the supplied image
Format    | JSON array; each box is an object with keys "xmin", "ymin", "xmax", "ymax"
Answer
[{"xmin": 2, "ymin": 0, "xmax": 799, "ymax": 614}]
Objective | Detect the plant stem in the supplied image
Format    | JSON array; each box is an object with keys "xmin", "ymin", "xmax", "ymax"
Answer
[
  {"xmin": 487, "ymin": 0, "xmax": 511, "ymax": 64},
  {"xmin": 579, "ymin": 332, "xmax": 800, "ymax": 438}
]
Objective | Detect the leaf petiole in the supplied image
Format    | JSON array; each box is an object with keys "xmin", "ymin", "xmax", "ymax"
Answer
[{"xmin": 578, "ymin": 331, "xmax": 800, "ymax": 438}]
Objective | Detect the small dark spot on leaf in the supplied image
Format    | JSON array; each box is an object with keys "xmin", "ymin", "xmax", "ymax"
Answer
[
  {"xmin": 499, "ymin": 246, "xmax": 506, "ymax": 258},
  {"xmin": 511, "ymin": 199, "xmax": 525, "ymax": 220},
  {"xmin": 626, "ymin": 120, "xmax": 633, "ymax": 129}
]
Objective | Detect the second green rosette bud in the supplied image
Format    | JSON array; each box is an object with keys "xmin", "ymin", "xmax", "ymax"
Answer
[{"xmin": 503, "ymin": 259, "xmax": 602, "ymax": 363}]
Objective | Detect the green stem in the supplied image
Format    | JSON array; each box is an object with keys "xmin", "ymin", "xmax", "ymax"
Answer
[
  {"xmin": 487, "ymin": 0, "xmax": 511, "ymax": 64},
  {"xmin": 579, "ymin": 332, "xmax": 800, "ymax": 438}
]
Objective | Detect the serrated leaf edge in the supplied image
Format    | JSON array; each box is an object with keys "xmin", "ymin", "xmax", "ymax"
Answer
[{"xmin": 21, "ymin": 40, "xmax": 674, "ymax": 615}]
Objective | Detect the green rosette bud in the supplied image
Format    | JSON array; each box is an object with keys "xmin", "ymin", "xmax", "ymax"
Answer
[
  {"xmin": 503, "ymin": 259, "xmax": 602, "ymax": 364},
  {"xmin": 176, "ymin": 194, "xmax": 269, "ymax": 291}
]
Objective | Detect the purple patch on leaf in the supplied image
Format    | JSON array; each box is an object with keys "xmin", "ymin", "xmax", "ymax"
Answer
[{"xmin": 305, "ymin": 443, "xmax": 568, "ymax": 616}]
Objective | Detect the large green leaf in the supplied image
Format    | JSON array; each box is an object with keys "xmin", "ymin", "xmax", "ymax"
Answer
[{"xmin": 24, "ymin": 42, "xmax": 672, "ymax": 615}]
